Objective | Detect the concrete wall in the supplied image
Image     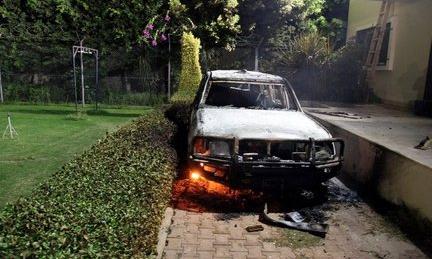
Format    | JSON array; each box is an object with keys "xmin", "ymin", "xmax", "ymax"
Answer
[
  {"xmin": 347, "ymin": 0, "xmax": 432, "ymax": 109},
  {"xmin": 315, "ymin": 117, "xmax": 432, "ymax": 223},
  {"xmin": 378, "ymin": 150, "xmax": 432, "ymax": 222}
]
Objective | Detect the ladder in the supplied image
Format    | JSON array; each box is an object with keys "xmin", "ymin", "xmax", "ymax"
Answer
[{"xmin": 364, "ymin": 0, "xmax": 393, "ymax": 81}]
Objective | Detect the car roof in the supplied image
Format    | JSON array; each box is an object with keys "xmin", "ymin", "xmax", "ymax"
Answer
[{"xmin": 209, "ymin": 70, "xmax": 285, "ymax": 83}]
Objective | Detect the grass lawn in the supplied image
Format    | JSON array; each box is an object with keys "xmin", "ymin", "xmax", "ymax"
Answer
[{"xmin": 0, "ymin": 104, "xmax": 151, "ymax": 207}]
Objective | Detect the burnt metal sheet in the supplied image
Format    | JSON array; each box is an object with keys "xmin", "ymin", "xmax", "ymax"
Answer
[
  {"xmin": 260, "ymin": 203, "xmax": 329, "ymax": 236},
  {"xmin": 210, "ymin": 70, "xmax": 284, "ymax": 83},
  {"xmin": 195, "ymin": 107, "xmax": 332, "ymax": 140}
]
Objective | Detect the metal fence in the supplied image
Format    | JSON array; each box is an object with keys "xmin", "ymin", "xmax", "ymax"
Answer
[
  {"xmin": 0, "ymin": 41, "xmax": 365, "ymax": 105},
  {"xmin": 0, "ymin": 41, "xmax": 176, "ymax": 106}
]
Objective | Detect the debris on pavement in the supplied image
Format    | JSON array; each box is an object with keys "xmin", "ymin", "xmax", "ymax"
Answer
[
  {"xmin": 260, "ymin": 203, "xmax": 329, "ymax": 237},
  {"xmin": 310, "ymin": 110, "xmax": 365, "ymax": 119},
  {"xmin": 166, "ymin": 176, "xmax": 429, "ymax": 258},
  {"xmin": 287, "ymin": 211, "xmax": 305, "ymax": 223},
  {"xmin": 246, "ymin": 225, "xmax": 264, "ymax": 232},
  {"xmin": 414, "ymin": 136, "xmax": 431, "ymax": 150}
]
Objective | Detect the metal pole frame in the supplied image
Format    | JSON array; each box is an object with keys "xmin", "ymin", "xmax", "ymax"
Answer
[
  {"xmin": 0, "ymin": 67, "xmax": 4, "ymax": 104},
  {"xmin": 95, "ymin": 50, "xmax": 99, "ymax": 110},
  {"xmin": 79, "ymin": 40, "xmax": 85, "ymax": 107},
  {"xmin": 72, "ymin": 49, "xmax": 78, "ymax": 112},
  {"xmin": 72, "ymin": 45, "xmax": 99, "ymax": 111}
]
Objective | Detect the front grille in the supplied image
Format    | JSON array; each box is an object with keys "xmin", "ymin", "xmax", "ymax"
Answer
[
  {"xmin": 239, "ymin": 140, "xmax": 267, "ymax": 158},
  {"xmin": 239, "ymin": 140, "xmax": 309, "ymax": 161}
]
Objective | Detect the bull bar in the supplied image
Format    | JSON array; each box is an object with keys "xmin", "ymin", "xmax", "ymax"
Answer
[{"xmin": 189, "ymin": 138, "xmax": 345, "ymax": 188}]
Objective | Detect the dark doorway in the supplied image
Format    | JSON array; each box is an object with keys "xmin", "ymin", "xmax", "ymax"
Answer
[{"xmin": 414, "ymin": 41, "xmax": 432, "ymax": 116}]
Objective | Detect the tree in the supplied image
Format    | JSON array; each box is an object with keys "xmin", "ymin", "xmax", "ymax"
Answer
[
  {"xmin": 0, "ymin": 1, "xmax": 166, "ymax": 72},
  {"xmin": 0, "ymin": 0, "xmax": 75, "ymax": 74},
  {"xmin": 167, "ymin": 0, "xmax": 240, "ymax": 50},
  {"xmin": 238, "ymin": 0, "xmax": 347, "ymax": 47},
  {"xmin": 318, "ymin": 0, "xmax": 349, "ymax": 47},
  {"xmin": 0, "ymin": 0, "xmax": 241, "ymax": 75},
  {"xmin": 238, "ymin": 0, "xmax": 321, "ymax": 44}
]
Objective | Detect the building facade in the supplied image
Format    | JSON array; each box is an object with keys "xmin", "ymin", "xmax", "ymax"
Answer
[{"xmin": 347, "ymin": 0, "xmax": 432, "ymax": 111}]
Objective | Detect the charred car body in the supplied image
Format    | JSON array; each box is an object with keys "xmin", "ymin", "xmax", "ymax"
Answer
[{"xmin": 188, "ymin": 70, "xmax": 344, "ymax": 190}]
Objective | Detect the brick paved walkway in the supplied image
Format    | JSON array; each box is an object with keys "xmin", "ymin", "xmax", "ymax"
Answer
[{"xmin": 161, "ymin": 179, "xmax": 427, "ymax": 259}]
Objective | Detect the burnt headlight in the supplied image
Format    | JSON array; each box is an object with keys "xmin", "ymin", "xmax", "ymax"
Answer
[
  {"xmin": 193, "ymin": 137, "xmax": 210, "ymax": 156},
  {"xmin": 209, "ymin": 140, "xmax": 231, "ymax": 158},
  {"xmin": 193, "ymin": 138, "xmax": 231, "ymax": 158},
  {"xmin": 314, "ymin": 143, "xmax": 334, "ymax": 161}
]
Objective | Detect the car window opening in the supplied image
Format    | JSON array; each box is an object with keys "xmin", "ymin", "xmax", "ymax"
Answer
[{"xmin": 205, "ymin": 82, "xmax": 297, "ymax": 110}]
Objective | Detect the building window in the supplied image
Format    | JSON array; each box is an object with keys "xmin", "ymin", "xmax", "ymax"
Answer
[{"xmin": 356, "ymin": 23, "xmax": 391, "ymax": 67}]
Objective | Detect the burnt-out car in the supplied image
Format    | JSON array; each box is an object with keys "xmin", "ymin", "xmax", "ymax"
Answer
[{"xmin": 188, "ymin": 70, "xmax": 344, "ymax": 190}]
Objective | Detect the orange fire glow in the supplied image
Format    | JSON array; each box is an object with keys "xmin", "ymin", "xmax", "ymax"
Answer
[{"xmin": 190, "ymin": 172, "xmax": 201, "ymax": 180}]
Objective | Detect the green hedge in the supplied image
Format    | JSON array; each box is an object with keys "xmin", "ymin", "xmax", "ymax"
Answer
[
  {"xmin": 103, "ymin": 92, "xmax": 166, "ymax": 106},
  {"xmin": 0, "ymin": 110, "xmax": 176, "ymax": 258},
  {"xmin": 3, "ymin": 83, "xmax": 67, "ymax": 104}
]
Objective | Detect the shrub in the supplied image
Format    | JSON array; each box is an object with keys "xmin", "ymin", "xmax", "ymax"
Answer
[
  {"xmin": 65, "ymin": 111, "xmax": 88, "ymax": 121},
  {"xmin": 325, "ymin": 43, "xmax": 365, "ymax": 102},
  {"xmin": 271, "ymin": 32, "xmax": 332, "ymax": 100},
  {"xmin": 273, "ymin": 32, "xmax": 331, "ymax": 72},
  {"xmin": 4, "ymin": 83, "xmax": 30, "ymax": 102},
  {"xmin": 28, "ymin": 86, "xmax": 51, "ymax": 104},
  {"xmin": 104, "ymin": 91, "xmax": 166, "ymax": 106},
  {"xmin": 164, "ymin": 102, "xmax": 191, "ymax": 163},
  {"xmin": 4, "ymin": 83, "xmax": 68, "ymax": 104},
  {"xmin": 172, "ymin": 32, "xmax": 202, "ymax": 102},
  {"xmin": 0, "ymin": 110, "xmax": 176, "ymax": 257},
  {"xmin": 269, "ymin": 32, "xmax": 365, "ymax": 102}
]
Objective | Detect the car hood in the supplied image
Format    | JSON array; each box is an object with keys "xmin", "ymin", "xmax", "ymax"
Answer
[{"xmin": 195, "ymin": 107, "xmax": 332, "ymax": 140}]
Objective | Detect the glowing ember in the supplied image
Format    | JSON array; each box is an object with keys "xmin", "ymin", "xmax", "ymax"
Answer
[{"xmin": 190, "ymin": 172, "xmax": 201, "ymax": 180}]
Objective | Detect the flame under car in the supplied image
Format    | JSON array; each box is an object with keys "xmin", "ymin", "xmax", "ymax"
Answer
[{"xmin": 187, "ymin": 70, "xmax": 344, "ymax": 190}]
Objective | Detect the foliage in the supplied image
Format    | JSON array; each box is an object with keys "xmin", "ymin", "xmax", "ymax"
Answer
[
  {"xmin": 168, "ymin": 0, "xmax": 240, "ymax": 50},
  {"xmin": 3, "ymin": 83, "xmax": 66, "ymax": 104},
  {"xmin": 2, "ymin": 80, "xmax": 165, "ymax": 106},
  {"xmin": 142, "ymin": 12, "xmax": 171, "ymax": 47},
  {"xmin": 319, "ymin": 0, "xmax": 349, "ymax": 47},
  {"xmin": 169, "ymin": 0, "xmax": 187, "ymax": 15},
  {"xmin": 172, "ymin": 32, "xmax": 202, "ymax": 102},
  {"xmin": 0, "ymin": 0, "xmax": 170, "ymax": 99},
  {"xmin": 0, "ymin": 0, "xmax": 165, "ymax": 69},
  {"xmin": 0, "ymin": 0, "xmax": 240, "ymax": 100},
  {"xmin": 203, "ymin": 47, "xmax": 254, "ymax": 71},
  {"xmin": 104, "ymin": 92, "xmax": 166, "ymax": 106},
  {"xmin": 164, "ymin": 101, "xmax": 192, "ymax": 164},
  {"xmin": 324, "ymin": 42, "xmax": 365, "ymax": 102},
  {"xmin": 272, "ymin": 32, "xmax": 331, "ymax": 75},
  {"xmin": 270, "ymin": 32, "xmax": 331, "ymax": 100},
  {"xmin": 0, "ymin": 109, "xmax": 176, "ymax": 257},
  {"xmin": 238, "ymin": 0, "xmax": 323, "ymax": 44},
  {"xmin": 238, "ymin": 0, "xmax": 347, "ymax": 47},
  {"xmin": 28, "ymin": 87, "xmax": 51, "ymax": 104},
  {"xmin": 270, "ymin": 32, "xmax": 364, "ymax": 102}
]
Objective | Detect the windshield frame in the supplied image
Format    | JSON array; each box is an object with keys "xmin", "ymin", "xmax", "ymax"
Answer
[{"xmin": 200, "ymin": 80, "xmax": 300, "ymax": 111}]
